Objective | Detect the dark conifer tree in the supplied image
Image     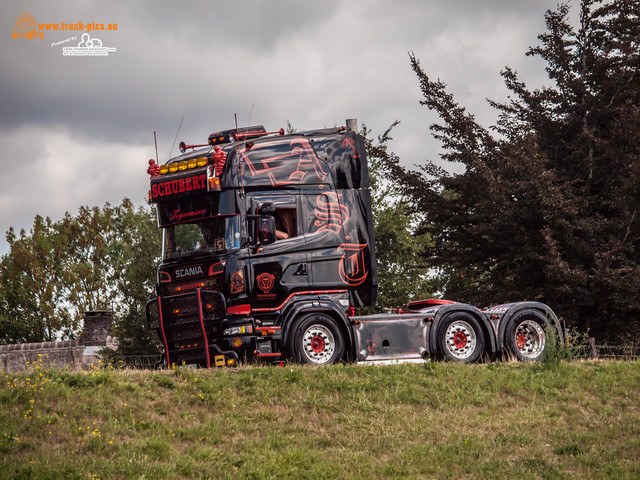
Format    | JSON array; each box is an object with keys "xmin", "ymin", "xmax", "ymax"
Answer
[{"xmin": 389, "ymin": 1, "xmax": 640, "ymax": 340}]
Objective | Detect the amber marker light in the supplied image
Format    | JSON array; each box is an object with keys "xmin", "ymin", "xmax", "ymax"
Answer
[{"xmin": 208, "ymin": 176, "xmax": 221, "ymax": 191}]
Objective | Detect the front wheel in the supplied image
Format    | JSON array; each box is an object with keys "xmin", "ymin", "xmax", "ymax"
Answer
[
  {"xmin": 290, "ymin": 313, "xmax": 345, "ymax": 365},
  {"xmin": 437, "ymin": 313, "xmax": 485, "ymax": 363},
  {"xmin": 505, "ymin": 311, "xmax": 547, "ymax": 362}
]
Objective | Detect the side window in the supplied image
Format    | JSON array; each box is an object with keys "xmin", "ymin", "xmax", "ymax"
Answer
[
  {"xmin": 274, "ymin": 207, "xmax": 297, "ymax": 240},
  {"xmin": 248, "ymin": 194, "xmax": 299, "ymax": 242}
]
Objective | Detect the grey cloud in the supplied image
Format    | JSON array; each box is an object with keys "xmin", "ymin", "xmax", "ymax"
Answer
[{"xmin": 1, "ymin": 0, "xmax": 570, "ymax": 253}]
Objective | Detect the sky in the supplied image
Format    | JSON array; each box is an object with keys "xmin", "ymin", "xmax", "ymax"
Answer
[{"xmin": 0, "ymin": 0, "xmax": 575, "ymax": 255}]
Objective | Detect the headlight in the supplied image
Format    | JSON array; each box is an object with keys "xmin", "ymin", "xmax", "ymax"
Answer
[{"xmin": 223, "ymin": 324, "xmax": 253, "ymax": 336}]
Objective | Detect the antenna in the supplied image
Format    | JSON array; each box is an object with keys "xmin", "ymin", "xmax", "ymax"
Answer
[
  {"xmin": 233, "ymin": 114, "xmax": 246, "ymax": 193},
  {"xmin": 168, "ymin": 116, "xmax": 184, "ymax": 159},
  {"xmin": 234, "ymin": 112, "xmax": 248, "ymax": 245},
  {"xmin": 154, "ymin": 131, "xmax": 159, "ymax": 163},
  {"xmin": 247, "ymin": 103, "xmax": 254, "ymax": 126}
]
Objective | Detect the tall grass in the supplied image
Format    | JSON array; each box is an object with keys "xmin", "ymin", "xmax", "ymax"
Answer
[{"xmin": 1, "ymin": 359, "xmax": 639, "ymax": 479}]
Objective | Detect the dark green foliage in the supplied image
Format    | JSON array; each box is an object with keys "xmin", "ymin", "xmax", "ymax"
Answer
[
  {"xmin": 387, "ymin": 0, "xmax": 640, "ymax": 340},
  {"xmin": 109, "ymin": 201, "xmax": 163, "ymax": 356},
  {"xmin": 362, "ymin": 122, "xmax": 437, "ymax": 311},
  {"xmin": 1, "ymin": 216, "xmax": 75, "ymax": 342},
  {"xmin": 0, "ymin": 199, "xmax": 161, "ymax": 354}
]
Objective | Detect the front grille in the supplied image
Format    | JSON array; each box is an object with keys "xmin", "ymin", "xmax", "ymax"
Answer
[
  {"xmin": 163, "ymin": 278, "xmax": 220, "ymax": 296},
  {"xmin": 146, "ymin": 289, "xmax": 227, "ymax": 367}
]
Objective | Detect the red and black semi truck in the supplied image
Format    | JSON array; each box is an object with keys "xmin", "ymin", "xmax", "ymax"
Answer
[{"xmin": 145, "ymin": 119, "xmax": 563, "ymax": 367}]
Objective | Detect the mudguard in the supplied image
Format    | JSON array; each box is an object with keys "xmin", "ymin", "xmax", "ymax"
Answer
[
  {"xmin": 485, "ymin": 301, "xmax": 563, "ymax": 352},
  {"xmin": 279, "ymin": 294, "xmax": 355, "ymax": 359}
]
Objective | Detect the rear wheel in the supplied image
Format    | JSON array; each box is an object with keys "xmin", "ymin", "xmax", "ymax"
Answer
[
  {"xmin": 291, "ymin": 313, "xmax": 344, "ymax": 365},
  {"xmin": 505, "ymin": 311, "xmax": 547, "ymax": 361},
  {"xmin": 437, "ymin": 313, "xmax": 485, "ymax": 363}
]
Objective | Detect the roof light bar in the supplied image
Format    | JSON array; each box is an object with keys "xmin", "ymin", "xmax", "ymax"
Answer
[
  {"xmin": 231, "ymin": 128, "xmax": 284, "ymax": 141},
  {"xmin": 208, "ymin": 125, "xmax": 268, "ymax": 146}
]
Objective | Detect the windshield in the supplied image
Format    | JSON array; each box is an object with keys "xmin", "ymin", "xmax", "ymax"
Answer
[{"xmin": 162, "ymin": 216, "xmax": 242, "ymax": 259}]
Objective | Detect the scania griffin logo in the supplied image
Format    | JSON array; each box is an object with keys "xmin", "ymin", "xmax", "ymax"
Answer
[
  {"xmin": 174, "ymin": 265, "xmax": 204, "ymax": 279},
  {"xmin": 256, "ymin": 273, "xmax": 275, "ymax": 293}
]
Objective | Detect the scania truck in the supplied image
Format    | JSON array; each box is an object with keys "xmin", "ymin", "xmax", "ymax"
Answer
[{"xmin": 145, "ymin": 119, "xmax": 563, "ymax": 367}]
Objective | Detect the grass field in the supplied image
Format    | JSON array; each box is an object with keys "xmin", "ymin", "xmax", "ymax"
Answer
[{"xmin": 1, "ymin": 359, "xmax": 639, "ymax": 479}]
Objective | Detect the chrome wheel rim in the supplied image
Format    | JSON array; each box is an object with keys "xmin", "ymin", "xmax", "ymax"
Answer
[
  {"xmin": 444, "ymin": 320, "xmax": 477, "ymax": 360},
  {"xmin": 515, "ymin": 320, "xmax": 546, "ymax": 359},
  {"xmin": 302, "ymin": 325, "xmax": 335, "ymax": 364}
]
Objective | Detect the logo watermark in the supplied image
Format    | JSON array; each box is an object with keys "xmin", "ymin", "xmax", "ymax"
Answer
[
  {"xmin": 11, "ymin": 11, "xmax": 43, "ymax": 39},
  {"xmin": 51, "ymin": 37, "xmax": 76, "ymax": 47},
  {"xmin": 12, "ymin": 11, "xmax": 118, "ymax": 40},
  {"xmin": 12, "ymin": 11, "xmax": 118, "ymax": 57},
  {"xmin": 62, "ymin": 33, "xmax": 116, "ymax": 56}
]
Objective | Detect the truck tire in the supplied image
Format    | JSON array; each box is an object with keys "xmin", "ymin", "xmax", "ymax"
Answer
[
  {"xmin": 505, "ymin": 310, "xmax": 547, "ymax": 362},
  {"xmin": 437, "ymin": 313, "xmax": 485, "ymax": 363},
  {"xmin": 290, "ymin": 313, "xmax": 345, "ymax": 365}
]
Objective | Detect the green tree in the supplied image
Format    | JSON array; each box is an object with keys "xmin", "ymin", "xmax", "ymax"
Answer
[
  {"xmin": 362, "ymin": 122, "xmax": 437, "ymax": 311},
  {"xmin": 110, "ymin": 201, "xmax": 162, "ymax": 356},
  {"xmin": 1, "ymin": 217, "xmax": 69, "ymax": 342},
  {"xmin": 0, "ymin": 199, "xmax": 161, "ymax": 352},
  {"xmin": 388, "ymin": 0, "xmax": 640, "ymax": 340}
]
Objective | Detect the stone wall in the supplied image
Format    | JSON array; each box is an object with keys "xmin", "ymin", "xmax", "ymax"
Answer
[
  {"xmin": 0, "ymin": 311, "xmax": 118, "ymax": 373},
  {"xmin": 0, "ymin": 340, "xmax": 85, "ymax": 372}
]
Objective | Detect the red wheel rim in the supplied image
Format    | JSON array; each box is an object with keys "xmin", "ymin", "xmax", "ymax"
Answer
[
  {"xmin": 444, "ymin": 320, "xmax": 477, "ymax": 360},
  {"xmin": 453, "ymin": 331, "xmax": 467, "ymax": 349},
  {"xmin": 310, "ymin": 335, "xmax": 326, "ymax": 354},
  {"xmin": 514, "ymin": 320, "xmax": 546, "ymax": 359},
  {"xmin": 302, "ymin": 324, "xmax": 336, "ymax": 364}
]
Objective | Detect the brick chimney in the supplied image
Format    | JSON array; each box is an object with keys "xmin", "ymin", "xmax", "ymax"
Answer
[{"xmin": 83, "ymin": 311, "xmax": 112, "ymax": 346}]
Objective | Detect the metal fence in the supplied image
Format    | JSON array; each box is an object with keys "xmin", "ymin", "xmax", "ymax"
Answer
[
  {"xmin": 573, "ymin": 339, "xmax": 640, "ymax": 360},
  {"xmin": 105, "ymin": 355, "xmax": 162, "ymax": 370}
]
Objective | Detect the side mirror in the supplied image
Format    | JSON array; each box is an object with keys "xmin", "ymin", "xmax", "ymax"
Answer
[
  {"xmin": 257, "ymin": 215, "xmax": 276, "ymax": 246},
  {"xmin": 260, "ymin": 202, "xmax": 276, "ymax": 215}
]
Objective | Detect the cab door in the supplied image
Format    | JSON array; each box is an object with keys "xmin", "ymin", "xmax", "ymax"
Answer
[{"xmin": 246, "ymin": 193, "xmax": 309, "ymax": 312}]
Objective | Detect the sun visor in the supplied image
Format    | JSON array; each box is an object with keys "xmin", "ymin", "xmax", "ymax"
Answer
[{"xmin": 155, "ymin": 191, "xmax": 240, "ymax": 227}]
